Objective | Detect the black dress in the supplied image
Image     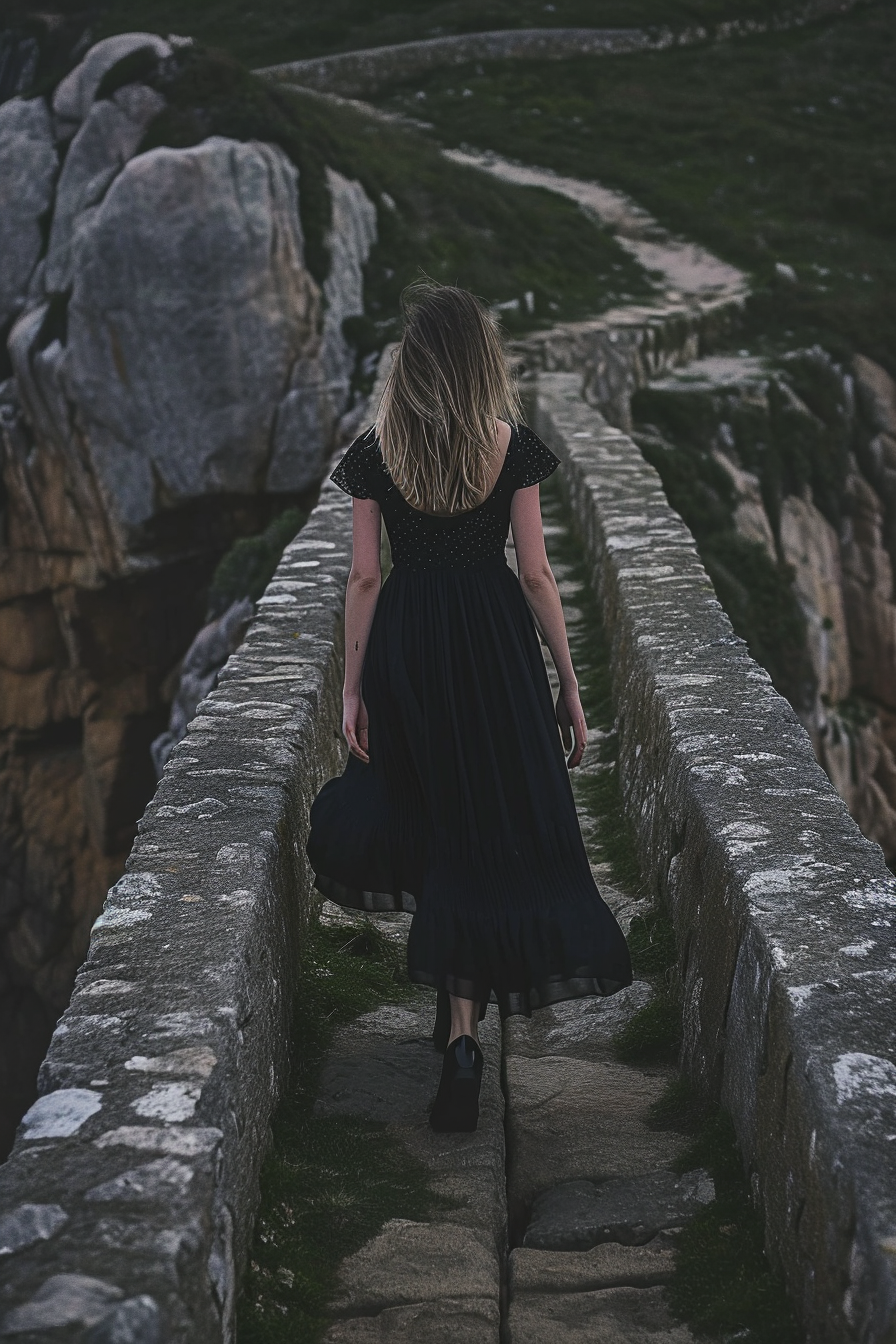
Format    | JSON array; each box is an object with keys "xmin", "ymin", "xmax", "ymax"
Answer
[{"xmin": 307, "ymin": 423, "xmax": 632, "ymax": 1016}]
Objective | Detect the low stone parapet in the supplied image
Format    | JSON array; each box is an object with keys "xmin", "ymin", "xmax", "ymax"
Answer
[
  {"xmin": 0, "ymin": 482, "xmax": 353, "ymax": 1341},
  {"xmin": 536, "ymin": 371, "xmax": 896, "ymax": 1343},
  {"xmin": 257, "ymin": 2, "xmax": 869, "ymax": 96}
]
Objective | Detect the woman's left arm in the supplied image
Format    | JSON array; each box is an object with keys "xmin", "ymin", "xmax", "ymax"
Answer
[{"xmin": 343, "ymin": 497, "xmax": 382, "ymax": 762}]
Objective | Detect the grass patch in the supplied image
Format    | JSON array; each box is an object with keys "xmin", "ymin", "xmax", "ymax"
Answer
[
  {"xmin": 663, "ymin": 1096, "xmax": 802, "ymax": 1343},
  {"xmin": 613, "ymin": 990, "xmax": 682, "ymax": 1063},
  {"xmin": 82, "ymin": 0, "xmax": 820, "ymax": 71},
  {"xmin": 96, "ymin": 42, "xmax": 651, "ymax": 335},
  {"xmin": 374, "ymin": 1, "xmax": 896, "ymax": 370},
  {"xmin": 614, "ymin": 909, "xmax": 682, "ymax": 1063},
  {"xmin": 238, "ymin": 913, "xmax": 437, "ymax": 1341}
]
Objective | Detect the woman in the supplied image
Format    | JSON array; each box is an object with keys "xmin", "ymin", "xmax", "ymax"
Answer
[{"xmin": 307, "ymin": 282, "xmax": 631, "ymax": 1133}]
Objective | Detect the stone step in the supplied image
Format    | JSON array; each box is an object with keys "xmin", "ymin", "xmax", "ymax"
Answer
[
  {"xmin": 507, "ymin": 1284, "xmax": 693, "ymax": 1344},
  {"xmin": 523, "ymin": 1170, "xmax": 715, "ymax": 1252}
]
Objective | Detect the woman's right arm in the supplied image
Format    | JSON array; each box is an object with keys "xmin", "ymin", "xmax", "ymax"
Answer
[
  {"xmin": 343, "ymin": 497, "xmax": 382, "ymax": 763},
  {"xmin": 510, "ymin": 483, "xmax": 588, "ymax": 767}
]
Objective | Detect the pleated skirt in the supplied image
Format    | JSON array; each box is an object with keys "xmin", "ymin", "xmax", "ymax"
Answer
[{"xmin": 307, "ymin": 558, "xmax": 632, "ymax": 1016}]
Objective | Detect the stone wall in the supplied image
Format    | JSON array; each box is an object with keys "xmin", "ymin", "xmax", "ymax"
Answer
[
  {"xmin": 536, "ymin": 372, "xmax": 896, "ymax": 1344},
  {"xmin": 257, "ymin": 0, "xmax": 869, "ymax": 95},
  {"xmin": 0, "ymin": 481, "xmax": 352, "ymax": 1342}
]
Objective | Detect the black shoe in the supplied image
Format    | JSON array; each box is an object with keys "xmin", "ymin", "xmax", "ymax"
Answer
[
  {"xmin": 432, "ymin": 991, "xmax": 488, "ymax": 1053},
  {"xmin": 429, "ymin": 1035, "xmax": 483, "ymax": 1133}
]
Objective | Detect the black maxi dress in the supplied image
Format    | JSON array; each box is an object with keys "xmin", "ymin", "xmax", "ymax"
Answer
[{"xmin": 307, "ymin": 423, "xmax": 632, "ymax": 1016}]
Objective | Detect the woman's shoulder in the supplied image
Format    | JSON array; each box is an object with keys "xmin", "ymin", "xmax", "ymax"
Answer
[
  {"xmin": 330, "ymin": 426, "xmax": 387, "ymax": 500},
  {"xmin": 508, "ymin": 422, "xmax": 560, "ymax": 489}
]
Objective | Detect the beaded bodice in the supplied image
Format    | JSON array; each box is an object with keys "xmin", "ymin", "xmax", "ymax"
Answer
[{"xmin": 330, "ymin": 424, "xmax": 559, "ymax": 569}]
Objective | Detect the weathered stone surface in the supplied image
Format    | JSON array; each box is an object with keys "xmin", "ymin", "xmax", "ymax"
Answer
[
  {"xmin": 840, "ymin": 471, "xmax": 896, "ymax": 710},
  {"xmin": 505, "ymin": 1054, "xmax": 687, "ymax": 1222},
  {"xmin": 45, "ymin": 83, "xmax": 167, "ymax": 294},
  {"xmin": 524, "ymin": 1170, "xmax": 714, "ymax": 1251},
  {"xmin": 54, "ymin": 137, "xmax": 320, "ymax": 545},
  {"xmin": 779, "ymin": 494, "xmax": 851, "ymax": 704},
  {"xmin": 323, "ymin": 1297, "xmax": 499, "ymax": 1343},
  {"xmin": 714, "ymin": 449, "xmax": 777, "ymax": 560},
  {"xmin": 52, "ymin": 35, "xmax": 172, "ymax": 128},
  {"xmin": 509, "ymin": 1239, "xmax": 676, "ymax": 1295},
  {"xmin": 854, "ymin": 355, "xmax": 896, "ymax": 441},
  {"xmin": 0, "ymin": 1273, "xmax": 123, "ymax": 1332},
  {"xmin": 83, "ymin": 1158, "xmax": 194, "ymax": 1204},
  {"xmin": 84, "ymin": 1295, "xmax": 161, "ymax": 1344},
  {"xmin": 537, "ymin": 372, "xmax": 896, "ymax": 1343},
  {"xmin": 330, "ymin": 1220, "xmax": 499, "ymax": 1314},
  {"xmin": 504, "ymin": 981, "xmax": 652, "ymax": 1059},
  {"xmin": 0, "ymin": 1204, "xmax": 68, "ymax": 1257},
  {"xmin": 507, "ymin": 1284, "xmax": 692, "ymax": 1344},
  {"xmin": 0, "ymin": 97, "xmax": 58, "ymax": 328},
  {"xmin": 268, "ymin": 168, "xmax": 377, "ymax": 492}
]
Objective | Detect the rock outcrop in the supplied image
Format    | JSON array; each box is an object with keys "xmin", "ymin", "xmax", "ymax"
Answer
[
  {"xmin": 0, "ymin": 35, "xmax": 378, "ymax": 1155},
  {"xmin": 634, "ymin": 353, "xmax": 896, "ymax": 863},
  {"xmin": 0, "ymin": 98, "xmax": 57, "ymax": 332}
]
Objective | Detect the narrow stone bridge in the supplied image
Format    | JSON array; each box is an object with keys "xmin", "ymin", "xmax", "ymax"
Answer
[{"xmin": 0, "ymin": 340, "xmax": 894, "ymax": 1341}]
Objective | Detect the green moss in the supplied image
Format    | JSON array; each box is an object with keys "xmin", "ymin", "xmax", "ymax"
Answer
[
  {"xmin": 206, "ymin": 506, "xmax": 309, "ymax": 619},
  {"xmin": 664, "ymin": 1100, "xmax": 801, "ymax": 1343},
  {"xmin": 238, "ymin": 914, "xmax": 439, "ymax": 1341},
  {"xmin": 373, "ymin": 2, "xmax": 896, "ymax": 371}
]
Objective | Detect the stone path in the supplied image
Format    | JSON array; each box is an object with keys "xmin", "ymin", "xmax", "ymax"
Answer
[
  {"xmin": 313, "ymin": 479, "xmax": 707, "ymax": 1341},
  {"xmin": 443, "ymin": 149, "xmax": 748, "ymax": 312}
]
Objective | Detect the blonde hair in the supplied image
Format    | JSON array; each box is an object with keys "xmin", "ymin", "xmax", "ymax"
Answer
[{"xmin": 375, "ymin": 282, "xmax": 522, "ymax": 515}]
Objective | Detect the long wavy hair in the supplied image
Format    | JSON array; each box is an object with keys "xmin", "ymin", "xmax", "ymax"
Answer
[{"xmin": 375, "ymin": 282, "xmax": 522, "ymax": 515}]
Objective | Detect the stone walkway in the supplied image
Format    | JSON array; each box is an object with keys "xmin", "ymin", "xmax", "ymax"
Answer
[
  {"xmin": 314, "ymin": 481, "xmax": 709, "ymax": 1341},
  {"xmin": 442, "ymin": 150, "xmax": 748, "ymax": 312}
]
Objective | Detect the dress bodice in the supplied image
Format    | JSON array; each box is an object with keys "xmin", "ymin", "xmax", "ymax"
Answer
[{"xmin": 330, "ymin": 423, "xmax": 559, "ymax": 569}]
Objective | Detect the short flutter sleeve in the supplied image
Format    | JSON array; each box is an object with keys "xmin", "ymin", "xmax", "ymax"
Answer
[
  {"xmin": 513, "ymin": 424, "xmax": 560, "ymax": 489},
  {"xmin": 330, "ymin": 428, "xmax": 384, "ymax": 500}
]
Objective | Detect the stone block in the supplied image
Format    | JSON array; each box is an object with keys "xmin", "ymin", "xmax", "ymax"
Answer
[
  {"xmin": 506, "ymin": 1284, "xmax": 692, "ymax": 1344},
  {"xmin": 505, "ymin": 1054, "xmax": 688, "ymax": 1222},
  {"xmin": 330, "ymin": 1220, "xmax": 499, "ymax": 1314},
  {"xmin": 509, "ymin": 1239, "xmax": 676, "ymax": 1295},
  {"xmin": 523, "ymin": 1170, "xmax": 714, "ymax": 1251},
  {"xmin": 323, "ymin": 1297, "xmax": 499, "ymax": 1343}
]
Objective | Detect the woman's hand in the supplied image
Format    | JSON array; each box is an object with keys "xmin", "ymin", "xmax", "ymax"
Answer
[
  {"xmin": 556, "ymin": 684, "xmax": 587, "ymax": 768},
  {"xmin": 343, "ymin": 691, "xmax": 370, "ymax": 763}
]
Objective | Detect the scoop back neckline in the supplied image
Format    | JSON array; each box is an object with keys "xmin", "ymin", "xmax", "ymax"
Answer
[{"xmin": 379, "ymin": 422, "xmax": 517, "ymax": 519}]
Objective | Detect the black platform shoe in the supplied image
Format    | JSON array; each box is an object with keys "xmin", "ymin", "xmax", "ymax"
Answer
[
  {"xmin": 432, "ymin": 990, "xmax": 488, "ymax": 1052},
  {"xmin": 429, "ymin": 1034, "xmax": 484, "ymax": 1133}
]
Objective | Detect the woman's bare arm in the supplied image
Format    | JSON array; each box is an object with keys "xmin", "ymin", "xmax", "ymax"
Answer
[
  {"xmin": 343, "ymin": 497, "xmax": 382, "ymax": 762},
  {"xmin": 511, "ymin": 483, "xmax": 588, "ymax": 767}
]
